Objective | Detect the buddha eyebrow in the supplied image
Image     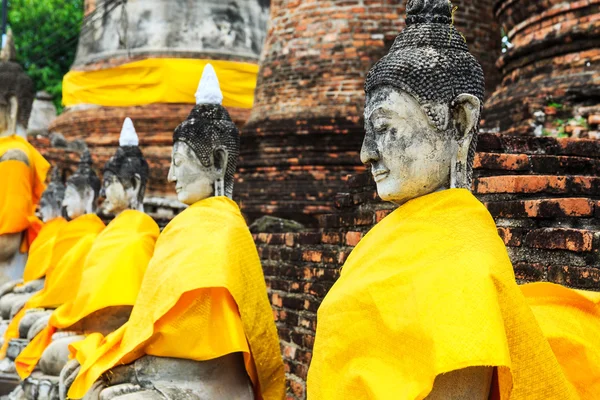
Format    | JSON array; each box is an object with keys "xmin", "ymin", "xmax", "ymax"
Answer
[{"xmin": 369, "ymin": 108, "xmax": 395, "ymax": 122}]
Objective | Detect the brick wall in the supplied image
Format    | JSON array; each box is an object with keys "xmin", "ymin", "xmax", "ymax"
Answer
[
  {"xmin": 483, "ymin": 0, "xmax": 600, "ymax": 136},
  {"xmin": 237, "ymin": 0, "xmax": 501, "ymax": 226},
  {"xmin": 254, "ymin": 134, "xmax": 600, "ymax": 400}
]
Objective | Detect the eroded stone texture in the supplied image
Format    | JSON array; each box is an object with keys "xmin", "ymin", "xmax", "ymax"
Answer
[
  {"xmin": 27, "ymin": 92, "xmax": 57, "ymax": 136},
  {"xmin": 236, "ymin": 0, "xmax": 501, "ymax": 226},
  {"xmin": 483, "ymin": 0, "xmax": 600, "ymax": 135}
]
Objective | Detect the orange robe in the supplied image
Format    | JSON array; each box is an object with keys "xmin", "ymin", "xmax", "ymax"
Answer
[
  {"xmin": 68, "ymin": 197, "xmax": 284, "ymax": 400},
  {"xmin": 15, "ymin": 210, "xmax": 159, "ymax": 378},
  {"xmin": 0, "ymin": 214, "xmax": 105, "ymax": 359},
  {"xmin": 0, "ymin": 135, "xmax": 50, "ymax": 250},
  {"xmin": 308, "ymin": 189, "xmax": 578, "ymax": 400},
  {"xmin": 521, "ymin": 283, "xmax": 600, "ymax": 399},
  {"xmin": 22, "ymin": 217, "xmax": 68, "ymax": 283}
]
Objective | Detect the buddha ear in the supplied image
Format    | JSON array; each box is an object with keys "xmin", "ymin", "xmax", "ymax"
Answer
[
  {"xmin": 451, "ymin": 94, "xmax": 481, "ymax": 140},
  {"xmin": 213, "ymin": 147, "xmax": 228, "ymax": 179},
  {"xmin": 83, "ymin": 186, "xmax": 96, "ymax": 214},
  {"xmin": 8, "ymin": 95, "xmax": 18, "ymax": 133},
  {"xmin": 131, "ymin": 173, "xmax": 142, "ymax": 193}
]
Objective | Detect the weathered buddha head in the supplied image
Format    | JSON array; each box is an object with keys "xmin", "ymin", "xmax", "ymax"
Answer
[
  {"xmin": 62, "ymin": 150, "xmax": 101, "ymax": 219},
  {"xmin": 168, "ymin": 64, "xmax": 240, "ymax": 205},
  {"xmin": 361, "ymin": 0, "xmax": 484, "ymax": 206},
  {"xmin": 0, "ymin": 29, "xmax": 35, "ymax": 137},
  {"xmin": 39, "ymin": 168, "xmax": 66, "ymax": 222},
  {"xmin": 101, "ymin": 118, "xmax": 149, "ymax": 215}
]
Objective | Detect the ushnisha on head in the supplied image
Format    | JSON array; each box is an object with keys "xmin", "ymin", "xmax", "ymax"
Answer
[
  {"xmin": 0, "ymin": 29, "xmax": 35, "ymax": 137},
  {"xmin": 39, "ymin": 168, "xmax": 66, "ymax": 222},
  {"xmin": 168, "ymin": 64, "xmax": 240, "ymax": 205},
  {"xmin": 101, "ymin": 118, "xmax": 149, "ymax": 215},
  {"xmin": 62, "ymin": 150, "xmax": 101, "ymax": 219},
  {"xmin": 361, "ymin": 0, "xmax": 485, "ymax": 206}
]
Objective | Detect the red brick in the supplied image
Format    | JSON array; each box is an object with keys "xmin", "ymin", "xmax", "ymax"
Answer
[
  {"xmin": 497, "ymin": 227, "xmax": 523, "ymax": 247},
  {"xmin": 548, "ymin": 266, "xmax": 600, "ymax": 289},
  {"xmin": 475, "ymin": 175, "xmax": 567, "ymax": 194},
  {"xmin": 345, "ymin": 231, "xmax": 362, "ymax": 246},
  {"xmin": 525, "ymin": 228, "xmax": 594, "ymax": 252},
  {"xmin": 474, "ymin": 153, "xmax": 530, "ymax": 171}
]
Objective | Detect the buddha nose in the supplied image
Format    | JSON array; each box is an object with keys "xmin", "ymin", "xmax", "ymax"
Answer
[
  {"xmin": 99, "ymin": 187, "xmax": 106, "ymax": 198},
  {"xmin": 167, "ymin": 164, "xmax": 175, "ymax": 182},
  {"xmin": 360, "ymin": 134, "xmax": 380, "ymax": 166}
]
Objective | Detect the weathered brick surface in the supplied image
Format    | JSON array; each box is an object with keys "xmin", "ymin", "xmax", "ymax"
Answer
[
  {"xmin": 483, "ymin": 0, "xmax": 600, "ymax": 135},
  {"xmin": 237, "ymin": 0, "xmax": 501, "ymax": 226}
]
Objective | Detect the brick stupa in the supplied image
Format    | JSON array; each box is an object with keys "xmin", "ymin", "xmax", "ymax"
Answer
[{"xmin": 39, "ymin": 0, "xmax": 270, "ymax": 216}]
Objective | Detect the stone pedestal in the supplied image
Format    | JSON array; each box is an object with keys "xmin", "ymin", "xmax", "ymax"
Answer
[
  {"xmin": 484, "ymin": 0, "xmax": 600, "ymax": 135},
  {"xmin": 236, "ymin": 0, "xmax": 501, "ymax": 226}
]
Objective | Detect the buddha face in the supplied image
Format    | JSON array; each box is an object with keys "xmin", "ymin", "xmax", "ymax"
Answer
[
  {"xmin": 168, "ymin": 142, "xmax": 221, "ymax": 205},
  {"xmin": 62, "ymin": 184, "xmax": 93, "ymax": 219},
  {"xmin": 39, "ymin": 195, "xmax": 62, "ymax": 222},
  {"xmin": 362, "ymin": 88, "xmax": 455, "ymax": 205},
  {"xmin": 0, "ymin": 95, "xmax": 17, "ymax": 136},
  {"xmin": 101, "ymin": 171, "xmax": 139, "ymax": 215}
]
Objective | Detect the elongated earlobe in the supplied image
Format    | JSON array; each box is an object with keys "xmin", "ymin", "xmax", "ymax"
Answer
[{"xmin": 450, "ymin": 94, "xmax": 481, "ymax": 189}]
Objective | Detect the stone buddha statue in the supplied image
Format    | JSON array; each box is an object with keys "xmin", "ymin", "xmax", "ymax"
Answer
[
  {"xmin": 62, "ymin": 150, "xmax": 100, "ymax": 220},
  {"xmin": 61, "ymin": 65, "xmax": 284, "ymax": 400},
  {"xmin": 9, "ymin": 119, "xmax": 159, "ymax": 400},
  {"xmin": 0, "ymin": 151, "xmax": 104, "ymax": 373},
  {"xmin": 0, "ymin": 168, "xmax": 67, "ymax": 328},
  {"xmin": 308, "ymin": 1, "xmax": 579, "ymax": 399},
  {"xmin": 38, "ymin": 168, "xmax": 67, "ymax": 223},
  {"xmin": 0, "ymin": 29, "xmax": 47, "ymax": 285}
]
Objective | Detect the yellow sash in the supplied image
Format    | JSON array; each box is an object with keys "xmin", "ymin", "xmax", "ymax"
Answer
[
  {"xmin": 521, "ymin": 282, "xmax": 600, "ymax": 398},
  {"xmin": 0, "ymin": 135, "xmax": 50, "ymax": 249},
  {"xmin": 15, "ymin": 210, "xmax": 159, "ymax": 378},
  {"xmin": 68, "ymin": 197, "xmax": 284, "ymax": 400},
  {"xmin": 22, "ymin": 217, "xmax": 67, "ymax": 282},
  {"xmin": 308, "ymin": 189, "xmax": 577, "ymax": 400},
  {"xmin": 63, "ymin": 58, "xmax": 258, "ymax": 109},
  {"xmin": 1, "ymin": 214, "xmax": 105, "ymax": 360}
]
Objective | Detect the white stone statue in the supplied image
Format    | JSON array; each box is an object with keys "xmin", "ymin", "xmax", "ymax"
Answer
[
  {"xmin": 60, "ymin": 64, "xmax": 256, "ymax": 400},
  {"xmin": 309, "ymin": 0, "xmax": 494, "ymax": 398},
  {"xmin": 0, "ymin": 29, "xmax": 37, "ymax": 284}
]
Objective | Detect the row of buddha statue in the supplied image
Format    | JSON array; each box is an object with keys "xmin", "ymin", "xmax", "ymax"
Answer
[{"xmin": 0, "ymin": 1, "xmax": 598, "ymax": 399}]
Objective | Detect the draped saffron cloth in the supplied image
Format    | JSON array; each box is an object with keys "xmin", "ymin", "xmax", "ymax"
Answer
[
  {"xmin": 521, "ymin": 282, "xmax": 600, "ymax": 399},
  {"xmin": 14, "ymin": 210, "xmax": 159, "ymax": 378},
  {"xmin": 0, "ymin": 214, "xmax": 105, "ymax": 360},
  {"xmin": 68, "ymin": 197, "xmax": 284, "ymax": 400},
  {"xmin": 307, "ymin": 189, "xmax": 578, "ymax": 400},
  {"xmin": 22, "ymin": 217, "xmax": 68, "ymax": 283},
  {"xmin": 0, "ymin": 135, "xmax": 50, "ymax": 250}
]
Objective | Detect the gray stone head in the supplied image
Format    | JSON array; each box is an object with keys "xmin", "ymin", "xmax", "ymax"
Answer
[
  {"xmin": 361, "ymin": 0, "xmax": 485, "ymax": 205},
  {"xmin": 62, "ymin": 150, "xmax": 101, "ymax": 219},
  {"xmin": 0, "ymin": 29, "xmax": 35, "ymax": 137},
  {"xmin": 101, "ymin": 118, "xmax": 149, "ymax": 215},
  {"xmin": 168, "ymin": 64, "xmax": 240, "ymax": 205},
  {"xmin": 39, "ymin": 168, "xmax": 66, "ymax": 222}
]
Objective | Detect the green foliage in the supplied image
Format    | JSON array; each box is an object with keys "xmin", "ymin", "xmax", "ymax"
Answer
[
  {"xmin": 547, "ymin": 101, "xmax": 564, "ymax": 110},
  {"xmin": 7, "ymin": 0, "xmax": 84, "ymax": 112}
]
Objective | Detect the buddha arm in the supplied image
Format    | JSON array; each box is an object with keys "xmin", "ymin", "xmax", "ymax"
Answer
[
  {"xmin": 0, "ymin": 233, "xmax": 22, "ymax": 262},
  {"xmin": 425, "ymin": 366, "xmax": 493, "ymax": 400}
]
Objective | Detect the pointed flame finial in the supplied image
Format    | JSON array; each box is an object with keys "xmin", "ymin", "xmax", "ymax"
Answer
[
  {"xmin": 195, "ymin": 63, "xmax": 223, "ymax": 105},
  {"xmin": 119, "ymin": 117, "xmax": 139, "ymax": 146}
]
